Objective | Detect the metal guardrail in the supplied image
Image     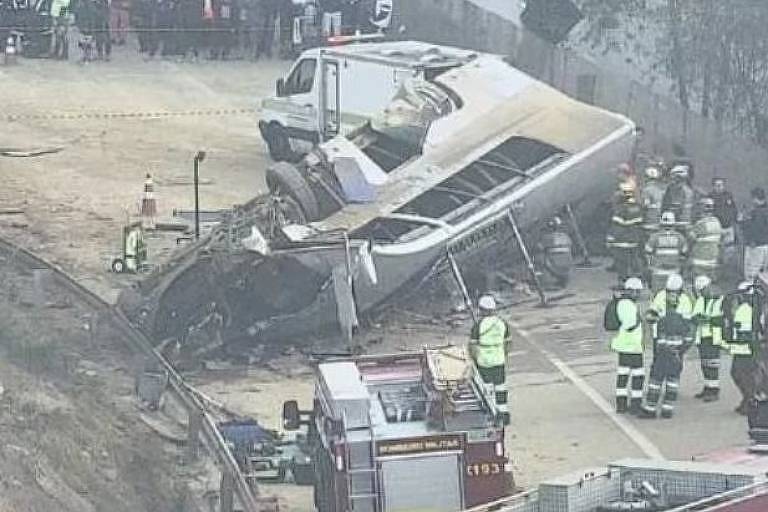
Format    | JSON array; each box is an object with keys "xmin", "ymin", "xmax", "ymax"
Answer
[
  {"xmin": 0, "ymin": 237, "xmax": 260, "ymax": 512},
  {"xmin": 665, "ymin": 481, "xmax": 768, "ymax": 511}
]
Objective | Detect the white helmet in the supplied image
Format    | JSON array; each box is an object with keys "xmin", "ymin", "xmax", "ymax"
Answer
[
  {"xmin": 478, "ymin": 295, "xmax": 497, "ymax": 311},
  {"xmin": 666, "ymin": 274, "xmax": 684, "ymax": 292},
  {"xmin": 660, "ymin": 211, "xmax": 676, "ymax": 225},
  {"xmin": 624, "ymin": 277, "xmax": 644, "ymax": 291},
  {"xmin": 670, "ymin": 164, "xmax": 689, "ymax": 178},
  {"xmin": 738, "ymin": 281, "xmax": 754, "ymax": 293},
  {"xmin": 644, "ymin": 166, "xmax": 660, "ymax": 180},
  {"xmin": 694, "ymin": 275, "xmax": 711, "ymax": 291}
]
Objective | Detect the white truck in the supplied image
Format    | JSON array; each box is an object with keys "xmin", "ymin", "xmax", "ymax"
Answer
[{"xmin": 258, "ymin": 41, "xmax": 478, "ymax": 161}]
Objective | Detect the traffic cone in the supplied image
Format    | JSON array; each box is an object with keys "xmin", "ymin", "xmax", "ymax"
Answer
[
  {"xmin": 140, "ymin": 173, "xmax": 157, "ymax": 230},
  {"xmin": 4, "ymin": 36, "xmax": 17, "ymax": 66}
]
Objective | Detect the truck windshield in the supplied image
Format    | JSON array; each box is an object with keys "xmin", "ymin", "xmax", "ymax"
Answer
[{"xmin": 284, "ymin": 58, "xmax": 317, "ymax": 95}]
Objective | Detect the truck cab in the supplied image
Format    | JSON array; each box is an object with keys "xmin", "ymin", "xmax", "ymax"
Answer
[{"xmin": 258, "ymin": 41, "xmax": 478, "ymax": 162}]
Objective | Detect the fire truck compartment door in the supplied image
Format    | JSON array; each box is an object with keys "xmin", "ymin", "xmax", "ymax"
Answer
[{"xmin": 380, "ymin": 454, "xmax": 462, "ymax": 512}]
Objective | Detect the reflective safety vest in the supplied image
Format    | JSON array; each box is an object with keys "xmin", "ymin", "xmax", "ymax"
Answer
[
  {"xmin": 692, "ymin": 295, "xmax": 723, "ymax": 345},
  {"xmin": 648, "ymin": 290, "xmax": 693, "ymax": 339},
  {"xmin": 690, "ymin": 216, "xmax": 722, "ymax": 267},
  {"xmin": 728, "ymin": 302, "xmax": 754, "ymax": 356},
  {"xmin": 645, "ymin": 229, "xmax": 687, "ymax": 271},
  {"xmin": 607, "ymin": 203, "xmax": 643, "ymax": 248},
  {"xmin": 610, "ymin": 298, "xmax": 643, "ymax": 354},
  {"xmin": 475, "ymin": 316, "xmax": 507, "ymax": 368}
]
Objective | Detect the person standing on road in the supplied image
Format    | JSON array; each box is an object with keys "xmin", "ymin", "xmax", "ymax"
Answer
[
  {"xmin": 708, "ymin": 177, "xmax": 738, "ymax": 253},
  {"xmin": 470, "ymin": 295, "xmax": 511, "ymax": 425},
  {"xmin": 645, "ymin": 211, "xmax": 688, "ymax": 293},
  {"xmin": 50, "ymin": 0, "xmax": 72, "ymax": 59},
  {"xmin": 740, "ymin": 187, "xmax": 768, "ymax": 282},
  {"xmin": 640, "ymin": 273, "xmax": 695, "ymax": 419},
  {"xmin": 662, "ymin": 164, "xmax": 696, "ymax": 232},
  {"xmin": 606, "ymin": 277, "xmax": 645, "ymax": 414},
  {"xmin": 689, "ymin": 197, "xmax": 723, "ymax": 284},
  {"xmin": 640, "ymin": 165, "xmax": 667, "ymax": 236},
  {"xmin": 692, "ymin": 275, "xmax": 724, "ymax": 402},
  {"xmin": 110, "ymin": 0, "xmax": 131, "ymax": 45},
  {"xmin": 606, "ymin": 182, "xmax": 644, "ymax": 283},
  {"xmin": 537, "ymin": 216, "xmax": 573, "ymax": 291},
  {"xmin": 724, "ymin": 281, "xmax": 765, "ymax": 415}
]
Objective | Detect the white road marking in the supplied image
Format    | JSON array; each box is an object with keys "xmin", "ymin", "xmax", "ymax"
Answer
[{"xmin": 510, "ymin": 322, "xmax": 665, "ymax": 460}]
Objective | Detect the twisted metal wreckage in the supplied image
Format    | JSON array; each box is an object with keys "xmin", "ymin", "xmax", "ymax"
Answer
[{"xmin": 118, "ymin": 43, "xmax": 636, "ymax": 347}]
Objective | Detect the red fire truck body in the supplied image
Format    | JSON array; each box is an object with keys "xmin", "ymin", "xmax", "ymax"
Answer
[{"xmin": 298, "ymin": 347, "xmax": 511, "ymax": 512}]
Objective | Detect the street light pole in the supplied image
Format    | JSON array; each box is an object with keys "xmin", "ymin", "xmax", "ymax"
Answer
[{"xmin": 193, "ymin": 151, "xmax": 206, "ymax": 239}]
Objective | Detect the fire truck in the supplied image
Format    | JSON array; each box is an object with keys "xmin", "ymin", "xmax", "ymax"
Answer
[{"xmin": 282, "ymin": 346, "xmax": 512, "ymax": 512}]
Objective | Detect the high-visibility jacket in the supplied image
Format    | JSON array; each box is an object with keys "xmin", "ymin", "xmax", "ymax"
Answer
[
  {"xmin": 645, "ymin": 229, "xmax": 687, "ymax": 271},
  {"xmin": 692, "ymin": 294, "xmax": 724, "ymax": 345},
  {"xmin": 641, "ymin": 181, "xmax": 667, "ymax": 230},
  {"xmin": 541, "ymin": 230, "xmax": 573, "ymax": 269},
  {"xmin": 728, "ymin": 302, "xmax": 754, "ymax": 356},
  {"xmin": 690, "ymin": 216, "xmax": 722, "ymax": 268},
  {"xmin": 474, "ymin": 316, "xmax": 508, "ymax": 368},
  {"xmin": 648, "ymin": 290, "xmax": 693, "ymax": 339},
  {"xmin": 607, "ymin": 202, "xmax": 643, "ymax": 249},
  {"xmin": 610, "ymin": 298, "xmax": 643, "ymax": 354}
]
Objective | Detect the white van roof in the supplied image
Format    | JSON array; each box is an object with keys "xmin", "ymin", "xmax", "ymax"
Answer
[{"xmin": 311, "ymin": 40, "xmax": 480, "ymax": 69}]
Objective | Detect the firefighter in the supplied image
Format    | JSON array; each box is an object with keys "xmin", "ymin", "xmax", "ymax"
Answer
[
  {"xmin": 689, "ymin": 197, "xmax": 723, "ymax": 283},
  {"xmin": 662, "ymin": 164, "xmax": 695, "ymax": 232},
  {"xmin": 691, "ymin": 275, "xmax": 724, "ymax": 402},
  {"xmin": 640, "ymin": 166, "xmax": 666, "ymax": 235},
  {"xmin": 646, "ymin": 273, "xmax": 693, "ymax": 356},
  {"xmin": 724, "ymin": 282, "xmax": 763, "ymax": 415},
  {"xmin": 538, "ymin": 216, "xmax": 573, "ymax": 290},
  {"xmin": 640, "ymin": 273, "xmax": 694, "ymax": 419},
  {"xmin": 645, "ymin": 211, "xmax": 688, "ymax": 293},
  {"xmin": 470, "ymin": 295, "xmax": 511, "ymax": 425},
  {"xmin": 606, "ymin": 182, "xmax": 644, "ymax": 282},
  {"xmin": 607, "ymin": 277, "xmax": 645, "ymax": 414}
]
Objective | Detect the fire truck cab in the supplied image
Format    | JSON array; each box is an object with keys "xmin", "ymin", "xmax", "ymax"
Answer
[{"xmin": 283, "ymin": 346, "xmax": 512, "ymax": 512}]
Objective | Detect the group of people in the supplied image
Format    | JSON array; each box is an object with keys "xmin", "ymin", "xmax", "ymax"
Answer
[
  {"xmin": 605, "ymin": 159, "xmax": 768, "ymax": 419},
  {"xmin": 1, "ymin": 0, "xmax": 388, "ymax": 62}
]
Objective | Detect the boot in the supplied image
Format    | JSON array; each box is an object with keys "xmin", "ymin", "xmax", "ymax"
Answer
[
  {"xmin": 694, "ymin": 388, "xmax": 708, "ymax": 399},
  {"xmin": 735, "ymin": 401, "xmax": 749, "ymax": 415},
  {"xmin": 660, "ymin": 409, "xmax": 674, "ymax": 419},
  {"xmin": 702, "ymin": 389, "xmax": 720, "ymax": 402},
  {"xmin": 630, "ymin": 399, "xmax": 642, "ymax": 416}
]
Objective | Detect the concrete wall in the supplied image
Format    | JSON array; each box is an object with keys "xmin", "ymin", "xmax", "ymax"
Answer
[{"xmin": 398, "ymin": 0, "xmax": 768, "ymax": 203}]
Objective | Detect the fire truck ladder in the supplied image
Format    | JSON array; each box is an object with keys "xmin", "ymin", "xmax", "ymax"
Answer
[{"xmin": 346, "ymin": 418, "xmax": 379, "ymax": 512}]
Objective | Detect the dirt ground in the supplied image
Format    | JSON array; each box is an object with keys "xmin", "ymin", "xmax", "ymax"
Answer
[
  {"xmin": 0, "ymin": 258, "xmax": 193, "ymax": 512},
  {"xmin": 1, "ymin": 49, "xmax": 289, "ymax": 303}
]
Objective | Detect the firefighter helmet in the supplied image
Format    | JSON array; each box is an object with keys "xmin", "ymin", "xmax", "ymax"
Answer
[
  {"xmin": 624, "ymin": 277, "xmax": 644, "ymax": 291},
  {"xmin": 478, "ymin": 295, "xmax": 497, "ymax": 311},
  {"xmin": 660, "ymin": 211, "xmax": 676, "ymax": 226},
  {"xmin": 694, "ymin": 275, "xmax": 712, "ymax": 291},
  {"xmin": 738, "ymin": 281, "xmax": 754, "ymax": 293},
  {"xmin": 666, "ymin": 274, "xmax": 684, "ymax": 292},
  {"xmin": 644, "ymin": 166, "xmax": 660, "ymax": 180},
  {"xmin": 670, "ymin": 164, "xmax": 689, "ymax": 179},
  {"xmin": 699, "ymin": 197, "xmax": 715, "ymax": 213},
  {"xmin": 547, "ymin": 216, "xmax": 562, "ymax": 229}
]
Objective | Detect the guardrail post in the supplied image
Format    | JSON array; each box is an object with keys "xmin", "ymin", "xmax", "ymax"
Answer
[
  {"xmin": 186, "ymin": 410, "xmax": 203, "ymax": 463},
  {"xmin": 220, "ymin": 469, "xmax": 235, "ymax": 512}
]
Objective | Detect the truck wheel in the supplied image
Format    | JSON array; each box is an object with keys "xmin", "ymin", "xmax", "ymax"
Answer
[
  {"xmin": 266, "ymin": 123, "xmax": 295, "ymax": 162},
  {"xmin": 266, "ymin": 162, "xmax": 321, "ymax": 223}
]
